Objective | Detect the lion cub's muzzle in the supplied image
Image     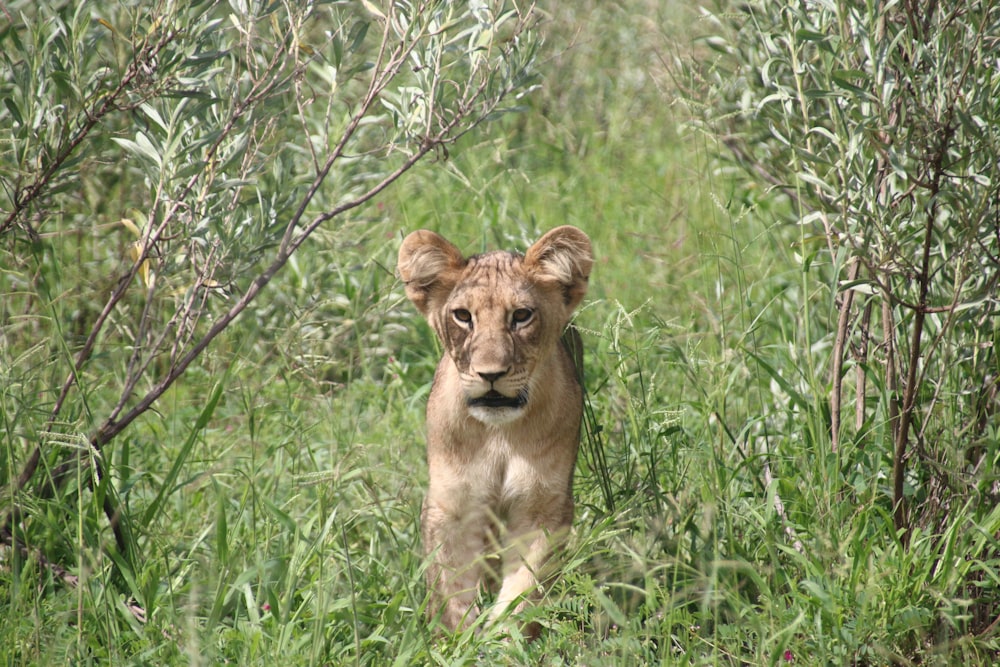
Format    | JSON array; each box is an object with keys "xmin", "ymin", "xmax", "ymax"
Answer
[{"xmin": 465, "ymin": 370, "xmax": 530, "ymax": 423}]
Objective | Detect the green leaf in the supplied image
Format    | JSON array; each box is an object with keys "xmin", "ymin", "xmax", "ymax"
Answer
[
  {"xmin": 831, "ymin": 69, "xmax": 873, "ymax": 98},
  {"xmin": 795, "ymin": 29, "xmax": 828, "ymax": 42},
  {"xmin": 745, "ymin": 349, "xmax": 810, "ymax": 413},
  {"xmin": 4, "ymin": 97, "xmax": 23, "ymax": 124},
  {"xmin": 112, "ymin": 133, "xmax": 162, "ymax": 168},
  {"xmin": 347, "ymin": 19, "xmax": 369, "ymax": 53},
  {"xmin": 141, "ymin": 380, "xmax": 225, "ymax": 527},
  {"xmin": 214, "ymin": 478, "xmax": 229, "ymax": 563}
]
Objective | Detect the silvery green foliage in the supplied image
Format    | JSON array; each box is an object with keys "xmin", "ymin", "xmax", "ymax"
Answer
[
  {"xmin": 693, "ymin": 1, "xmax": 999, "ymax": 520},
  {"xmin": 0, "ymin": 0, "xmax": 538, "ymax": 566}
]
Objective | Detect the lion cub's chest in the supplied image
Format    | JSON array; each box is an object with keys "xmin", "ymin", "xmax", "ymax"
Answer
[{"xmin": 462, "ymin": 431, "xmax": 548, "ymax": 512}]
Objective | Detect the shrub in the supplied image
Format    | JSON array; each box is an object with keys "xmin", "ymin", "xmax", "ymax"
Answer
[
  {"xmin": 688, "ymin": 0, "xmax": 1000, "ymax": 643},
  {"xmin": 0, "ymin": 0, "xmax": 538, "ymax": 601}
]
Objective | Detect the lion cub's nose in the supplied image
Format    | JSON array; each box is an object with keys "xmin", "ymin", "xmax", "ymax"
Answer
[{"xmin": 478, "ymin": 370, "xmax": 508, "ymax": 384}]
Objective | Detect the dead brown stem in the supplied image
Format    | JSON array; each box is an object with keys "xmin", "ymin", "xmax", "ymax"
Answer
[
  {"xmin": 831, "ymin": 257, "xmax": 861, "ymax": 452},
  {"xmin": 855, "ymin": 298, "xmax": 873, "ymax": 435}
]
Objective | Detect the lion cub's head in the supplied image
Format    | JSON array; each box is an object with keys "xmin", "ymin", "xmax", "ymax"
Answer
[{"xmin": 398, "ymin": 226, "xmax": 592, "ymax": 425}]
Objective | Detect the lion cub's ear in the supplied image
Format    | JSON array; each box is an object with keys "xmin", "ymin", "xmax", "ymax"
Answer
[
  {"xmin": 524, "ymin": 226, "xmax": 593, "ymax": 311},
  {"xmin": 398, "ymin": 230, "xmax": 467, "ymax": 316}
]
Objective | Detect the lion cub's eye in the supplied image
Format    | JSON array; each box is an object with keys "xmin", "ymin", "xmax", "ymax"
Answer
[
  {"xmin": 453, "ymin": 308, "xmax": 472, "ymax": 325},
  {"xmin": 511, "ymin": 308, "xmax": 534, "ymax": 326}
]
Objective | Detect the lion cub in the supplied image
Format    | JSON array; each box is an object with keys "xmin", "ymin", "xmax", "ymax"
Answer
[{"xmin": 397, "ymin": 226, "xmax": 592, "ymax": 635}]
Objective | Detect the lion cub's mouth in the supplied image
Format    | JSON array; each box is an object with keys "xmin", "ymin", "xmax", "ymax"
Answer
[{"xmin": 468, "ymin": 390, "xmax": 527, "ymax": 410}]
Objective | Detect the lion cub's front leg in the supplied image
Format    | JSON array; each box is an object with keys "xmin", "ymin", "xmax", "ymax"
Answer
[
  {"xmin": 421, "ymin": 497, "xmax": 497, "ymax": 631},
  {"xmin": 489, "ymin": 494, "xmax": 573, "ymax": 629}
]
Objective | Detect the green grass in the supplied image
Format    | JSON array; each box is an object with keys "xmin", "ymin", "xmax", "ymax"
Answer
[{"xmin": 3, "ymin": 2, "xmax": 1000, "ymax": 665}]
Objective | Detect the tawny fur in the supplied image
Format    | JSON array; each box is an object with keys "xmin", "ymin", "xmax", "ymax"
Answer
[{"xmin": 397, "ymin": 226, "xmax": 592, "ymax": 635}]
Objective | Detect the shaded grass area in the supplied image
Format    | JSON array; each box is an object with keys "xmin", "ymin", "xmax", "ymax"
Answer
[{"xmin": 2, "ymin": 2, "xmax": 999, "ymax": 665}]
